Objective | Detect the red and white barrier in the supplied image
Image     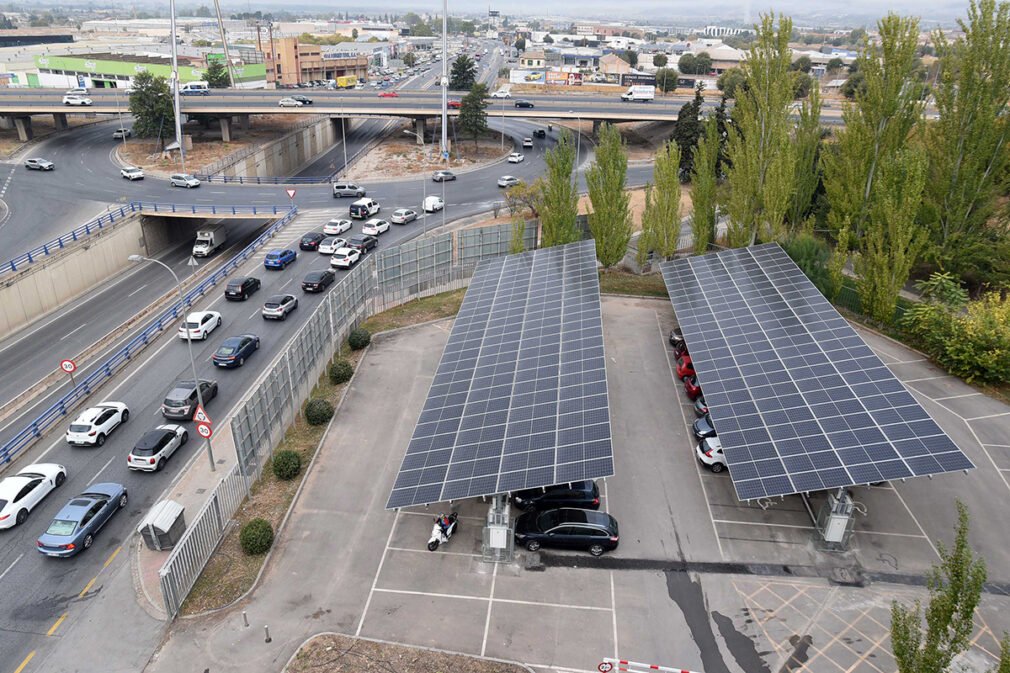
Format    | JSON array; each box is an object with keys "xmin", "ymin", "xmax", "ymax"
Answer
[{"xmin": 600, "ymin": 658, "xmax": 703, "ymax": 673}]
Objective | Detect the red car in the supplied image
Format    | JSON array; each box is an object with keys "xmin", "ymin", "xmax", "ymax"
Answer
[
  {"xmin": 676, "ymin": 354, "xmax": 695, "ymax": 380},
  {"xmin": 378, "ymin": 91, "xmax": 399, "ymax": 98},
  {"xmin": 684, "ymin": 375, "xmax": 702, "ymax": 401},
  {"xmin": 447, "ymin": 100, "xmax": 461, "ymax": 109}
]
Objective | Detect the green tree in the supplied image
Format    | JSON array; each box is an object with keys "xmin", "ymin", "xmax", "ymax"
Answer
[
  {"xmin": 672, "ymin": 82, "xmax": 705, "ymax": 179},
  {"xmin": 0, "ymin": 14, "xmax": 13, "ymax": 30},
  {"xmin": 412, "ymin": 23, "xmax": 433, "ymax": 37},
  {"xmin": 128, "ymin": 71, "xmax": 174, "ymax": 143},
  {"xmin": 678, "ymin": 53, "xmax": 697, "ymax": 74},
  {"xmin": 204, "ymin": 60, "xmax": 230, "ymax": 88},
  {"xmin": 514, "ymin": 37, "xmax": 526, "ymax": 52},
  {"xmin": 791, "ymin": 55, "xmax": 812, "ymax": 72},
  {"xmin": 653, "ymin": 53, "xmax": 668, "ymax": 68},
  {"xmin": 849, "ymin": 27, "xmax": 867, "ymax": 44},
  {"xmin": 638, "ymin": 140, "xmax": 682, "ymax": 265},
  {"xmin": 841, "ymin": 70, "xmax": 866, "ymax": 99},
  {"xmin": 192, "ymin": 38, "xmax": 212, "ymax": 47},
  {"xmin": 690, "ymin": 120, "xmax": 719, "ymax": 253},
  {"xmin": 540, "ymin": 130, "xmax": 581, "ymax": 247},
  {"xmin": 450, "ymin": 54, "xmax": 478, "ymax": 90},
  {"xmin": 620, "ymin": 50, "xmax": 638, "ymax": 67},
  {"xmin": 788, "ymin": 81, "xmax": 823, "ymax": 227},
  {"xmin": 509, "ymin": 215, "xmax": 527, "ymax": 254},
  {"xmin": 656, "ymin": 67, "xmax": 678, "ymax": 93},
  {"xmin": 402, "ymin": 11, "xmax": 423, "ymax": 26},
  {"xmin": 586, "ymin": 123, "xmax": 632, "ymax": 267},
  {"xmin": 352, "ymin": 28, "xmax": 358, "ymax": 38},
  {"xmin": 544, "ymin": 34, "xmax": 554, "ymax": 44},
  {"xmin": 717, "ymin": 67, "xmax": 747, "ymax": 98},
  {"xmin": 194, "ymin": 5, "xmax": 212, "ymax": 17},
  {"xmin": 459, "ymin": 82, "xmax": 489, "ymax": 149},
  {"xmin": 402, "ymin": 52, "xmax": 417, "ymax": 68},
  {"xmin": 791, "ymin": 71, "xmax": 814, "ymax": 98},
  {"xmin": 827, "ymin": 56, "xmax": 845, "ymax": 71},
  {"xmin": 922, "ymin": 0, "xmax": 1010, "ymax": 278},
  {"xmin": 722, "ymin": 13, "xmax": 797, "ymax": 247},
  {"xmin": 693, "ymin": 52, "xmax": 712, "ymax": 74}
]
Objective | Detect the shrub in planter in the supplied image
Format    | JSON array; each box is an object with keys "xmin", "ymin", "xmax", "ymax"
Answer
[
  {"xmin": 328, "ymin": 358, "xmax": 354, "ymax": 385},
  {"xmin": 239, "ymin": 518, "xmax": 274, "ymax": 555},
  {"xmin": 348, "ymin": 327, "xmax": 371, "ymax": 350},
  {"xmin": 304, "ymin": 398, "xmax": 334, "ymax": 425},
  {"xmin": 272, "ymin": 449, "xmax": 301, "ymax": 480}
]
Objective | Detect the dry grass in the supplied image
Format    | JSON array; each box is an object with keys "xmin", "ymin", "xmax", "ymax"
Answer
[
  {"xmin": 361, "ymin": 289, "xmax": 466, "ymax": 335},
  {"xmin": 286, "ymin": 633, "xmax": 528, "ymax": 673},
  {"xmin": 578, "ymin": 185, "xmax": 694, "ymax": 232},
  {"xmin": 599, "ymin": 269, "xmax": 669, "ymax": 298},
  {"xmin": 347, "ymin": 127, "xmax": 511, "ymax": 180}
]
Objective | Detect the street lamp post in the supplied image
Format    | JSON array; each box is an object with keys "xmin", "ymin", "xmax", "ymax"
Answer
[
  {"xmin": 168, "ymin": 0, "xmax": 186, "ymax": 174},
  {"xmin": 403, "ymin": 128, "xmax": 428, "ymax": 235},
  {"xmin": 128, "ymin": 254, "xmax": 215, "ymax": 472},
  {"xmin": 440, "ymin": 0, "xmax": 449, "ymax": 163}
]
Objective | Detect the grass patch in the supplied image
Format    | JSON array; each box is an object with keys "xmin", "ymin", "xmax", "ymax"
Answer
[
  {"xmin": 361, "ymin": 288, "xmax": 466, "ymax": 334},
  {"xmin": 599, "ymin": 269, "xmax": 669, "ymax": 298}
]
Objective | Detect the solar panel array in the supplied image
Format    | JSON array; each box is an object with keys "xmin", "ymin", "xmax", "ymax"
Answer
[
  {"xmin": 386, "ymin": 239, "xmax": 613, "ymax": 509},
  {"xmin": 661, "ymin": 244, "xmax": 973, "ymax": 501}
]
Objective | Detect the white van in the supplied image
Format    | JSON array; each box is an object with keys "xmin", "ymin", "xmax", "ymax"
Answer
[
  {"xmin": 349, "ymin": 198, "xmax": 380, "ymax": 219},
  {"xmin": 179, "ymin": 81, "xmax": 210, "ymax": 96}
]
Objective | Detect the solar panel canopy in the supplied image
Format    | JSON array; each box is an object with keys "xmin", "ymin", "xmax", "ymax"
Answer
[
  {"xmin": 386, "ymin": 239, "xmax": 613, "ymax": 509},
  {"xmin": 661, "ymin": 243, "xmax": 973, "ymax": 501}
]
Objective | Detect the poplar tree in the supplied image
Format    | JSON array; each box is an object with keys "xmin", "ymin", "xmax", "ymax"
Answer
[
  {"xmin": 586, "ymin": 123, "xmax": 632, "ymax": 267},
  {"xmin": 788, "ymin": 80, "xmax": 822, "ymax": 229},
  {"xmin": 638, "ymin": 140, "xmax": 682, "ymax": 266},
  {"xmin": 540, "ymin": 130, "xmax": 581, "ymax": 248},
  {"xmin": 923, "ymin": 0, "xmax": 1010, "ymax": 276},
  {"xmin": 722, "ymin": 13, "xmax": 797, "ymax": 247},
  {"xmin": 690, "ymin": 119, "xmax": 719, "ymax": 254}
]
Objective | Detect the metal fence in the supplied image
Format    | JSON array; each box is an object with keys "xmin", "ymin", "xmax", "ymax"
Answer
[
  {"xmin": 0, "ymin": 205, "xmax": 299, "ymax": 465},
  {"xmin": 155, "ymin": 220, "xmax": 528, "ymax": 618},
  {"xmin": 193, "ymin": 174, "xmax": 336, "ymax": 185}
]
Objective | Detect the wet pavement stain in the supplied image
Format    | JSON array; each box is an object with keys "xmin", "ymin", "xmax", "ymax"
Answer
[
  {"xmin": 778, "ymin": 634, "xmax": 813, "ymax": 673},
  {"xmin": 665, "ymin": 571, "xmax": 730, "ymax": 673},
  {"xmin": 713, "ymin": 611, "xmax": 772, "ymax": 673}
]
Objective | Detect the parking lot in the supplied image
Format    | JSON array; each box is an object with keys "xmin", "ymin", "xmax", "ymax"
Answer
[{"xmin": 150, "ymin": 295, "xmax": 1010, "ymax": 673}]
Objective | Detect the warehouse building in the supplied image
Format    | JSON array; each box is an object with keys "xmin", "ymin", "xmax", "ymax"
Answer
[{"xmin": 32, "ymin": 52, "xmax": 265, "ymax": 89}]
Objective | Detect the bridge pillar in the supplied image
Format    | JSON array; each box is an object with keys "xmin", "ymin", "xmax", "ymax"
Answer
[
  {"xmin": 413, "ymin": 117, "xmax": 426, "ymax": 145},
  {"xmin": 592, "ymin": 119, "xmax": 602, "ymax": 136},
  {"xmin": 236, "ymin": 113, "xmax": 250, "ymax": 130},
  {"xmin": 13, "ymin": 116, "xmax": 32, "ymax": 142},
  {"xmin": 52, "ymin": 113, "xmax": 69, "ymax": 131},
  {"xmin": 219, "ymin": 116, "xmax": 232, "ymax": 143},
  {"xmin": 0, "ymin": 115, "xmax": 13, "ymax": 130}
]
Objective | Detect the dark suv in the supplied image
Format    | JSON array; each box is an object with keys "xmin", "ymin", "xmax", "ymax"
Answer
[
  {"xmin": 514, "ymin": 508, "xmax": 619, "ymax": 556},
  {"xmin": 160, "ymin": 379, "xmax": 218, "ymax": 419},
  {"xmin": 511, "ymin": 481, "xmax": 600, "ymax": 512},
  {"xmin": 224, "ymin": 276, "xmax": 261, "ymax": 301},
  {"xmin": 347, "ymin": 234, "xmax": 378, "ymax": 252}
]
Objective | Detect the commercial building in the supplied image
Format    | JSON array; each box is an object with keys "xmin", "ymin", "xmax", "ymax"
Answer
[
  {"xmin": 32, "ymin": 52, "xmax": 266, "ymax": 89},
  {"xmin": 265, "ymin": 37, "xmax": 369, "ymax": 87}
]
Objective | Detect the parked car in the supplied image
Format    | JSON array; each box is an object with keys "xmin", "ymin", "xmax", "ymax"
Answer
[
  {"xmin": 278, "ymin": 97, "xmax": 304, "ymax": 107},
  {"xmin": 62, "ymin": 94, "xmax": 92, "ymax": 106},
  {"xmin": 362, "ymin": 218, "xmax": 390, "ymax": 236},
  {"xmin": 0, "ymin": 463, "xmax": 67, "ymax": 529},
  {"xmin": 696, "ymin": 436, "xmax": 726, "ymax": 473},
  {"xmin": 323, "ymin": 218, "xmax": 353, "ymax": 234},
  {"xmin": 211, "ymin": 334, "xmax": 260, "ymax": 368},
  {"xmin": 432, "ymin": 170, "xmax": 456, "ymax": 182},
  {"xmin": 264, "ymin": 249, "xmax": 297, "ymax": 270},
  {"xmin": 676, "ymin": 354, "xmax": 695, "ymax": 380},
  {"xmin": 331, "ymin": 183, "xmax": 365, "ymax": 198},
  {"xmin": 299, "ymin": 232, "xmax": 326, "ymax": 251},
  {"xmin": 349, "ymin": 198, "xmax": 380, "ymax": 219},
  {"xmin": 692, "ymin": 413, "xmax": 717, "ymax": 440},
  {"xmin": 514, "ymin": 508, "xmax": 619, "ymax": 556},
  {"xmin": 684, "ymin": 375, "xmax": 702, "ymax": 400},
  {"xmin": 65, "ymin": 402, "xmax": 129, "ymax": 447},
  {"xmin": 318, "ymin": 237, "xmax": 345, "ymax": 255},
  {"xmin": 497, "ymin": 175, "xmax": 520, "ymax": 188},
  {"xmin": 112, "ymin": 128, "xmax": 132, "ymax": 139},
  {"xmin": 511, "ymin": 481, "xmax": 600, "ymax": 512},
  {"xmin": 330, "ymin": 247, "xmax": 361, "ymax": 269},
  {"xmin": 522, "ymin": 137, "xmax": 534, "ymax": 148},
  {"xmin": 390, "ymin": 208, "xmax": 417, "ymax": 224},
  {"xmin": 423, "ymin": 195, "xmax": 444, "ymax": 213},
  {"xmin": 301, "ymin": 269, "xmax": 336, "ymax": 292},
  {"xmin": 514, "ymin": 99, "xmax": 535, "ymax": 108},
  {"xmin": 127, "ymin": 425, "xmax": 188, "ymax": 472},
  {"xmin": 160, "ymin": 380, "xmax": 218, "ymax": 420},
  {"xmin": 224, "ymin": 276, "xmax": 260, "ymax": 301},
  {"xmin": 120, "ymin": 166, "xmax": 144, "ymax": 180},
  {"xmin": 669, "ymin": 327, "xmax": 685, "ymax": 350},
  {"xmin": 346, "ymin": 234, "xmax": 378, "ymax": 252},
  {"xmin": 25, "ymin": 158, "xmax": 54, "ymax": 171},
  {"xmin": 177, "ymin": 310, "xmax": 222, "ymax": 341},
  {"xmin": 694, "ymin": 395, "xmax": 708, "ymax": 417},
  {"xmin": 262, "ymin": 294, "xmax": 298, "ymax": 320},
  {"xmin": 36, "ymin": 483, "xmax": 128, "ymax": 557},
  {"xmin": 170, "ymin": 173, "xmax": 201, "ymax": 188},
  {"xmin": 508, "ymin": 152, "xmax": 525, "ymax": 163}
]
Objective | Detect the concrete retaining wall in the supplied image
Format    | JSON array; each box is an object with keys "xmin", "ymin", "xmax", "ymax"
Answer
[
  {"xmin": 220, "ymin": 117, "xmax": 347, "ymax": 179},
  {"xmin": 0, "ymin": 214, "xmax": 202, "ymax": 337}
]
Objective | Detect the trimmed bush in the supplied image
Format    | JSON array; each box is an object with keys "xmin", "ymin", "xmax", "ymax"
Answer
[
  {"xmin": 304, "ymin": 398, "xmax": 334, "ymax": 425},
  {"xmin": 328, "ymin": 358, "xmax": 354, "ymax": 385},
  {"xmin": 272, "ymin": 449, "xmax": 301, "ymax": 480},
  {"xmin": 348, "ymin": 327, "xmax": 371, "ymax": 351},
  {"xmin": 239, "ymin": 518, "xmax": 274, "ymax": 555}
]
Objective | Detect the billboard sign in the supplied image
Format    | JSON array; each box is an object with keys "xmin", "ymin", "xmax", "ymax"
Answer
[
  {"xmin": 621, "ymin": 73, "xmax": 657, "ymax": 86},
  {"xmin": 546, "ymin": 71, "xmax": 583, "ymax": 86},
  {"xmin": 509, "ymin": 69, "xmax": 545, "ymax": 84}
]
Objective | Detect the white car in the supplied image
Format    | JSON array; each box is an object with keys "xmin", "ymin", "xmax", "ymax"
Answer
[
  {"xmin": 423, "ymin": 195, "xmax": 445, "ymax": 213},
  {"xmin": 278, "ymin": 97, "xmax": 304, "ymax": 107},
  {"xmin": 66, "ymin": 402, "xmax": 129, "ymax": 447},
  {"xmin": 508, "ymin": 152, "xmax": 525, "ymax": 163},
  {"xmin": 318, "ymin": 237, "xmax": 346, "ymax": 254},
  {"xmin": 491, "ymin": 90, "xmax": 511, "ymax": 99},
  {"xmin": 696, "ymin": 436, "xmax": 726, "ymax": 473},
  {"xmin": 0, "ymin": 463, "xmax": 67, "ymax": 529},
  {"xmin": 522, "ymin": 137, "xmax": 534, "ymax": 148},
  {"xmin": 112, "ymin": 128, "xmax": 132, "ymax": 139},
  {"xmin": 330, "ymin": 247, "xmax": 361, "ymax": 268},
  {"xmin": 170, "ymin": 173, "xmax": 201, "ymax": 188},
  {"xmin": 498, "ymin": 175, "xmax": 520, "ymax": 188},
  {"xmin": 390, "ymin": 208, "xmax": 417, "ymax": 224},
  {"xmin": 121, "ymin": 166, "xmax": 144, "ymax": 180},
  {"xmin": 362, "ymin": 218, "xmax": 390, "ymax": 236},
  {"xmin": 178, "ymin": 310, "xmax": 222, "ymax": 341},
  {"xmin": 63, "ymin": 95, "xmax": 93, "ymax": 106},
  {"xmin": 127, "ymin": 424, "xmax": 188, "ymax": 472},
  {"xmin": 25, "ymin": 158, "xmax": 54, "ymax": 171},
  {"xmin": 323, "ymin": 218, "xmax": 352, "ymax": 235}
]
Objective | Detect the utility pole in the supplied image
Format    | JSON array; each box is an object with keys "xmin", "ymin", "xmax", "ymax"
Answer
[
  {"xmin": 212, "ymin": 0, "xmax": 235, "ymax": 87},
  {"xmin": 169, "ymin": 0, "xmax": 186, "ymax": 173},
  {"xmin": 440, "ymin": 0, "xmax": 448, "ymax": 163}
]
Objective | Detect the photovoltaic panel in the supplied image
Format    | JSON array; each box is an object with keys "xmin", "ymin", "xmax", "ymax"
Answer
[
  {"xmin": 386, "ymin": 239, "xmax": 613, "ymax": 509},
  {"xmin": 661, "ymin": 243, "xmax": 973, "ymax": 501}
]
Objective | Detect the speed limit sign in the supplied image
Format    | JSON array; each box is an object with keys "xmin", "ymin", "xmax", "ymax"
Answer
[
  {"xmin": 196, "ymin": 422, "xmax": 213, "ymax": 439},
  {"xmin": 598, "ymin": 663, "xmax": 614, "ymax": 673},
  {"xmin": 60, "ymin": 359, "xmax": 77, "ymax": 373}
]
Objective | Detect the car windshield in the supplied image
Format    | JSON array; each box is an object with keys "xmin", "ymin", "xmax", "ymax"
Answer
[
  {"xmin": 183, "ymin": 321, "xmax": 200, "ymax": 329},
  {"xmin": 305, "ymin": 272, "xmax": 324, "ymax": 281},
  {"xmin": 132, "ymin": 445, "xmax": 158, "ymax": 457},
  {"xmin": 164, "ymin": 392, "xmax": 189, "ymax": 407},
  {"xmin": 217, "ymin": 344, "xmax": 238, "ymax": 355},
  {"xmin": 46, "ymin": 519, "xmax": 77, "ymax": 536},
  {"xmin": 264, "ymin": 301, "xmax": 281, "ymax": 309},
  {"xmin": 266, "ymin": 253, "xmax": 279, "ymax": 259},
  {"xmin": 227, "ymin": 280, "xmax": 244, "ymax": 289},
  {"xmin": 68, "ymin": 423, "xmax": 91, "ymax": 433}
]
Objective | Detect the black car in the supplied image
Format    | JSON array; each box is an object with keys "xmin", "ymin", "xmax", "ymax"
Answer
[
  {"xmin": 514, "ymin": 100, "xmax": 534, "ymax": 108},
  {"xmin": 347, "ymin": 234, "xmax": 378, "ymax": 252},
  {"xmin": 212, "ymin": 334, "xmax": 260, "ymax": 368},
  {"xmin": 224, "ymin": 276, "xmax": 261, "ymax": 301},
  {"xmin": 511, "ymin": 481, "xmax": 600, "ymax": 512},
  {"xmin": 692, "ymin": 413, "xmax": 716, "ymax": 439},
  {"xmin": 291, "ymin": 94, "xmax": 313, "ymax": 104},
  {"xmin": 514, "ymin": 508, "xmax": 619, "ymax": 556},
  {"xmin": 299, "ymin": 232, "xmax": 326, "ymax": 251},
  {"xmin": 301, "ymin": 269, "xmax": 336, "ymax": 293},
  {"xmin": 669, "ymin": 327, "xmax": 684, "ymax": 349},
  {"xmin": 532, "ymin": 129, "xmax": 546, "ymax": 138}
]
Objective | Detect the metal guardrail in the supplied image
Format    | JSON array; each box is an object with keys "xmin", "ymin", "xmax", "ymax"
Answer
[
  {"xmin": 0, "ymin": 205, "xmax": 299, "ymax": 465},
  {"xmin": 131, "ymin": 203, "xmax": 293, "ymax": 216},
  {"xmin": 193, "ymin": 174, "xmax": 335, "ymax": 185}
]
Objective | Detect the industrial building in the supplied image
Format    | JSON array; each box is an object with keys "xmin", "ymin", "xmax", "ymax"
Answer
[
  {"xmin": 264, "ymin": 37, "xmax": 369, "ymax": 87},
  {"xmin": 32, "ymin": 52, "xmax": 265, "ymax": 89}
]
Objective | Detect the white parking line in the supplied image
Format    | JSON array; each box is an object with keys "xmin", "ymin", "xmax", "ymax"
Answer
[
  {"xmin": 355, "ymin": 510, "xmax": 399, "ymax": 637},
  {"xmin": 385, "ymin": 545, "xmax": 478, "ymax": 558},
  {"xmin": 372, "ymin": 587, "xmax": 613, "ymax": 612},
  {"xmin": 87, "ymin": 455, "xmax": 118, "ymax": 486},
  {"xmin": 0, "ymin": 553, "xmax": 24, "ymax": 584},
  {"xmin": 892, "ymin": 486, "xmax": 941, "ymax": 559},
  {"xmin": 610, "ymin": 571, "xmax": 619, "ymax": 661},
  {"xmin": 963, "ymin": 411, "xmax": 1010, "ymax": 421},
  {"xmin": 480, "ymin": 562, "xmax": 498, "ymax": 657},
  {"xmin": 934, "ymin": 392, "xmax": 982, "ymax": 402},
  {"xmin": 59, "ymin": 323, "xmax": 88, "ymax": 341}
]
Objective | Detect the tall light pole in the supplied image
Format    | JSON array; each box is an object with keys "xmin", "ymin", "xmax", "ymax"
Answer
[
  {"xmin": 403, "ymin": 129, "xmax": 428, "ymax": 234},
  {"xmin": 128, "ymin": 254, "xmax": 215, "ymax": 472},
  {"xmin": 440, "ymin": 0, "xmax": 449, "ymax": 163},
  {"xmin": 168, "ymin": 0, "xmax": 186, "ymax": 173}
]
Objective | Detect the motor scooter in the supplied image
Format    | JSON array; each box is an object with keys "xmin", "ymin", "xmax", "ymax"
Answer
[{"xmin": 427, "ymin": 512, "xmax": 458, "ymax": 551}]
